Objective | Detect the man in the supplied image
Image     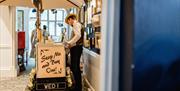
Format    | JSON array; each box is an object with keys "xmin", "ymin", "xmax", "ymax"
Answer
[
  {"xmin": 65, "ymin": 14, "xmax": 84, "ymax": 91},
  {"xmin": 42, "ymin": 25, "xmax": 50, "ymax": 41},
  {"xmin": 30, "ymin": 22, "xmax": 44, "ymax": 58},
  {"xmin": 30, "ymin": 24, "xmax": 37, "ymax": 58}
]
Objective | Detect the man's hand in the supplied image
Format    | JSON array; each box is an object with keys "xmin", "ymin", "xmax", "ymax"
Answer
[
  {"xmin": 64, "ymin": 42, "xmax": 71, "ymax": 49},
  {"xmin": 65, "ymin": 43, "xmax": 71, "ymax": 49}
]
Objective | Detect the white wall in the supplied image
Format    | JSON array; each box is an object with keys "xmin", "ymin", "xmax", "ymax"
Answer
[
  {"xmin": 0, "ymin": 5, "xmax": 18, "ymax": 78},
  {"xmin": 100, "ymin": 0, "xmax": 120, "ymax": 90}
]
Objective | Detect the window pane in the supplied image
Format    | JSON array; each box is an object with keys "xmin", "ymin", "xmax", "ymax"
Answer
[
  {"xmin": 49, "ymin": 10, "xmax": 55, "ymax": 20},
  {"xmin": 57, "ymin": 10, "xmax": 64, "ymax": 21},
  {"xmin": 56, "ymin": 22, "xmax": 64, "ymax": 36},
  {"xmin": 29, "ymin": 9, "xmax": 36, "ymax": 17},
  {"xmin": 17, "ymin": 10, "xmax": 24, "ymax": 31},
  {"xmin": 49, "ymin": 22, "xmax": 55, "ymax": 35},
  {"xmin": 41, "ymin": 10, "xmax": 47, "ymax": 20},
  {"xmin": 64, "ymin": 10, "xmax": 67, "ymax": 19}
]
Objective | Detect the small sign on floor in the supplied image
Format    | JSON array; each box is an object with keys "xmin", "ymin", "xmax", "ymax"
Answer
[{"xmin": 35, "ymin": 44, "xmax": 66, "ymax": 91}]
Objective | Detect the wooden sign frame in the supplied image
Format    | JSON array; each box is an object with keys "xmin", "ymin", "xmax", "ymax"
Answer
[{"xmin": 36, "ymin": 44, "xmax": 66, "ymax": 78}]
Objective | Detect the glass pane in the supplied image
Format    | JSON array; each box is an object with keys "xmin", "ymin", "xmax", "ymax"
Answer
[
  {"xmin": 49, "ymin": 22, "xmax": 55, "ymax": 35},
  {"xmin": 29, "ymin": 9, "xmax": 36, "ymax": 17},
  {"xmin": 69, "ymin": 8, "xmax": 74, "ymax": 14},
  {"xmin": 49, "ymin": 10, "xmax": 55, "ymax": 20},
  {"xmin": 57, "ymin": 10, "xmax": 64, "ymax": 21},
  {"xmin": 41, "ymin": 10, "xmax": 47, "ymax": 20},
  {"xmin": 56, "ymin": 22, "xmax": 64, "ymax": 35},
  {"xmin": 17, "ymin": 10, "xmax": 24, "ymax": 31}
]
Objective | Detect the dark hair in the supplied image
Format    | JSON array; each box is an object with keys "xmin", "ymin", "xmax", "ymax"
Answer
[
  {"xmin": 67, "ymin": 15, "xmax": 77, "ymax": 20},
  {"xmin": 43, "ymin": 25, "xmax": 47, "ymax": 30}
]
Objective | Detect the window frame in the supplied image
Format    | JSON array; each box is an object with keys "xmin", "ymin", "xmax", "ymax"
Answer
[{"xmin": 29, "ymin": 9, "xmax": 66, "ymax": 36}]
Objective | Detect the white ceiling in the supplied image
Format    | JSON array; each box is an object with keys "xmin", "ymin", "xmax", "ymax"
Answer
[{"xmin": 0, "ymin": 0, "xmax": 84, "ymax": 9}]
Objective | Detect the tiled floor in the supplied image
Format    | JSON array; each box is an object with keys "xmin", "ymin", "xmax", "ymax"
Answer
[
  {"xmin": 0, "ymin": 58, "xmax": 87, "ymax": 91},
  {"xmin": 0, "ymin": 58, "xmax": 35, "ymax": 91}
]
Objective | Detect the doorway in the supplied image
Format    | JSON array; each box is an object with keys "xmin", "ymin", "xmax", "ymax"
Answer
[{"xmin": 15, "ymin": 7, "xmax": 71, "ymax": 75}]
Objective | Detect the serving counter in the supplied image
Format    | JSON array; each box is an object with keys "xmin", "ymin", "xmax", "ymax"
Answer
[{"xmin": 82, "ymin": 47, "xmax": 101, "ymax": 91}]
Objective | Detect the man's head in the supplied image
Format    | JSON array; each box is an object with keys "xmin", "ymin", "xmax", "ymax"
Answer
[
  {"xmin": 65, "ymin": 14, "xmax": 77, "ymax": 26},
  {"xmin": 43, "ymin": 25, "xmax": 47, "ymax": 30}
]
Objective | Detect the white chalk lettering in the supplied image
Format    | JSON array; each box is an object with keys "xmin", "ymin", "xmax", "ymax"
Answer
[
  {"xmin": 44, "ymin": 83, "xmax": 60, "ymax": 89},
  {"xmin": 44, "ymin": 84, "xmax": 48, "ymax": 89}
]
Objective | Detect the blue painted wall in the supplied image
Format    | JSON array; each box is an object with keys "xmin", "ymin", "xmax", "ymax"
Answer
[{"xmin": 133, "ymin": 0, "xmax": 180, "ymax": 91}]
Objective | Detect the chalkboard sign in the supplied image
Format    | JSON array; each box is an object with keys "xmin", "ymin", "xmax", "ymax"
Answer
[{"xmin": 36, "ymin": 44, "xmax": 66, "ymax": 78}]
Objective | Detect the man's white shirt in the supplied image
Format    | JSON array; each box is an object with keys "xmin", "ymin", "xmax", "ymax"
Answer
[{"xmin": 67, "ymin": 20, "xmax": 82, "ymax": 47}]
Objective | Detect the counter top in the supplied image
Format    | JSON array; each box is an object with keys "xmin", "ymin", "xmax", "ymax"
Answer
[{"xmin": 83, "ymin": 47, "xmax": 100, "ymax": 57}]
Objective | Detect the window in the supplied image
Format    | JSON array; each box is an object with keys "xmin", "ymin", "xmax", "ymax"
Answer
[{"xmin": 29, "ymin": 9, "xmax": 67, "ymax": 38}]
